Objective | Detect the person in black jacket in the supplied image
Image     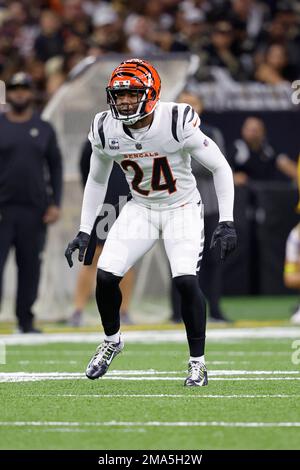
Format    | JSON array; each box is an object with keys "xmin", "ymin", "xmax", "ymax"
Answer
[{"xmin": 0, "ymin": 72, "xmax": 63, "ymax": 333}]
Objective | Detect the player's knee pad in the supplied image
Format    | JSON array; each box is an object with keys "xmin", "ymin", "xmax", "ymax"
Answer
[{"xmin": 97, "ymin": 269, "xmax": 122, "ymax": 288}]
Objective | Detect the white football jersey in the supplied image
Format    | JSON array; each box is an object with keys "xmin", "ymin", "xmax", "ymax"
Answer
[
  {"xmin": 80, "ymin": 101, "xmax": 234, "ymax": 234},
  {"xmin": 88, "ymin": 102, "xmax": 202, "ymax": 209}
]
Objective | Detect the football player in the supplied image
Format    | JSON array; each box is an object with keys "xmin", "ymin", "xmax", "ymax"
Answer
[
  {"xmin": 284, "ymin": 153, "xmax": 300, "ymax": 324},
  {"xmin": 65, "ymin": 59, "xmax": 237, "ymax": 386}
]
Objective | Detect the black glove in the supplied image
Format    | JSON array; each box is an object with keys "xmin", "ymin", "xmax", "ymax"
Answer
[
  {"xmin": 210, "ymin": 221, "xmax": 237, "ymax": 260},
  {"xmin": 65, "ymin": 231, "xmax": 90, "ymax": 268}
]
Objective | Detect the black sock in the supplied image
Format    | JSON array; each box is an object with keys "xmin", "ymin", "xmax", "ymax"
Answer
[
  {"xmin": 172, "ymin": 275, "xmax": 206, "ymax": 357},
  {"xmin": 96, "ymin": 269, "xmax": 123, "ymax": 336}
]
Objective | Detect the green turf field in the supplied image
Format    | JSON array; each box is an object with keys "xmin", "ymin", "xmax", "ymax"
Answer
[
  {"xmin": 0, "ymin": 295, "xmax": 298, "ymax": 334},
  {"xmin": 1, "ymin": 330, "xmax": 300, "ymax": 450}
]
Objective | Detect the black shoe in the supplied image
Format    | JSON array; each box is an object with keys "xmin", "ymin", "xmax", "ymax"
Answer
[
  {"xmin": 170, "ymin": 316, "xmax": 182, "ymax": 324},
  {"xmin": 209, "ymin": 311, "xmax": 231, "ymax": 323},
  {"xmin": 17, "ymin": 326, "xmax": 42, "ymax": 334}
]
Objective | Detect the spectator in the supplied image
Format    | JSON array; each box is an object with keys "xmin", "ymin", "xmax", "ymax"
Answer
[
  {"xmin": 173, "ymin": 7, "xmax": 207, "ymax": 53},
  {"xmin": 0, "ymin": 72, "xmax": 63, "ymax": 333},
  {"xmin": 34, "ymin": 10, "xmax": 64, "ymax": 62},
  {"xmin": 198, "ymin": 20, "xmax": 249, "ymax": 81},
  {"xmin": 0, "ymin": 0, "xmax": 299, "ymax": 106},
  {"xmin": 255, "ymin": 43, "xmax": 294, "ymax": 84},
  {"xmin": 126, "ymin": 15, "xmax": 160, "ymax": 56},
  {"xmin": 230, "ymin": 0, "xmax": 269, "ymax": 41},
  {"xmin": 91, "ymin": 6, "xmax": 127, "ymax": 54},
  {"xmin": 229, "ymin": 117, "xmax": 297, "ymax": 295},
  {"xmin": 229, "ymin": 116, "xmax": 297, "ymax": 185}
]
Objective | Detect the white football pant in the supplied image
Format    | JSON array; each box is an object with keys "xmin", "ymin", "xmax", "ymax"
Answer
[{"xmin": 98, "ymin": 199, "xmax": 204, "ymax": 278}]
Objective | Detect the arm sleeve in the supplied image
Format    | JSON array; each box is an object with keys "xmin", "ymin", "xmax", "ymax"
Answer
[
  {"xmin": 45, "ymin": 126, "xmax": 63, "ymax": 207},
  {"xmin": 183, "ymin": 124, "xmax": 234, "ymax": 222},
  {"xmin": 79, "ymin": 149, "xmax": 113, "ymax": 234},
  {"xmin": 79, "ymin": 140, "xmax": 92, "ymax": 188},
  {"xmin": 79, "ymin": 115, "xmax": 113, "ymax": 234}
]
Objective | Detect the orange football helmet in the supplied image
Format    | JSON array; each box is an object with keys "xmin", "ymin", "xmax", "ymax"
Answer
[{"xmin": 106, "ymin": 58, "xmax": 161, "ymax": 125}]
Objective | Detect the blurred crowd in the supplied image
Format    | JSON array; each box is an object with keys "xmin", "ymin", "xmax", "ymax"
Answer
[{"xmin": 0, "ymin": 0, "xmax": 300, "ymax": 107}]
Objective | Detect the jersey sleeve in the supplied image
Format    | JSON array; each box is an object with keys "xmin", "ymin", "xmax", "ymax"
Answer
[
  {"xmin": 79, "ymin": 113, "xmax": 113, "ymax": 234},
  {"xmin": 181, "ymin": 105, "xmax": 201, "ymax": 142},
  {"xmin": 183, "ymin": 124, "xmax": 235, "ymax": 222},
  {"xmin": 86, "ymin": 112, "xmax": 113, "ymax": 184},
  {"xmin": 88, "ymin": 111, "xmax": 107, "ymax": 151}
]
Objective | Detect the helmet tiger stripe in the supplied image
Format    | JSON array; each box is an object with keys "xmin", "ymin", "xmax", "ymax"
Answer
[{"xmin": 106, "ymin": 58, "xmax": 161, "ymax": 125}]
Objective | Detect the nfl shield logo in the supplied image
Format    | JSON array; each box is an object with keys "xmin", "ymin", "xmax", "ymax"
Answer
[{"xmin": 109, "ymin": 138, "xmax": 119, "ymax": 150}]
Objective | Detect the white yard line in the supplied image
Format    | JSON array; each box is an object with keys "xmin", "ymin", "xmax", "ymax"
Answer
[
  {"xmin": 16, "ymin": 359, "xmax": 240, "ymax": 365},
  {"xmin": 1, "ymin": 370, "xmax": 299, "ymax": 376},
  {"xmin": 25, "ymin": 393, "xmax": 299, "ymax": 399},
  {"xmin": 1, "ymin": 370, "xmax": 300, "ymax": 383},
  {"xmin": 1, "ymin": 327, "xmax": 300, "ymax": 345},
  {"xmin": 1, "ymin": 421, "xmax": 300, "ymax": 428},
  {"xmin": 31, "ymin": 377, "xmax": 296, "ymax": 381},
  {"xmin": 17, "ymin": 361, "xmax": 79, "ymax": 365},
  {"xmin": 210, "ymin": 351, "xmax": 292, "ymax": 356},
  {"xmin": 6, "ymin": 350, "xmax": 294, "ymax": 357}
]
